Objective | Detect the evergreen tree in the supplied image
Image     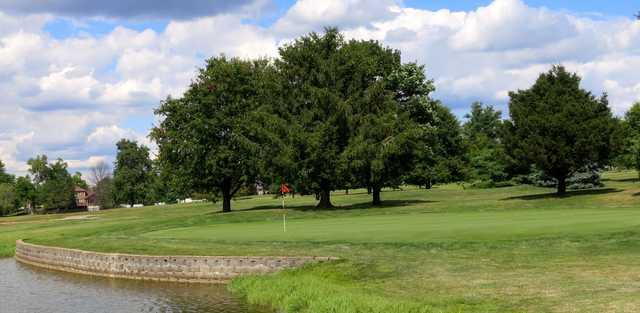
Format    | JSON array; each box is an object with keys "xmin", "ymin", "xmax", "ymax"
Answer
[
  {"xmin": 505, "ymin": 66, "xmax": 621, "ymax": 194},
  {"xmin": 278, "ymin": 29, "xmax": 429, "ymax": 206},
  {"xmin": 463, "ymin": 102, "xmax": 509, "ymax": 183},
  {"xmin": 344, "ymin": 79, "xmax": 421, "ymax": 205},
  {"xmin": 277, "ymin": 28, "xmax": 354, "ymax": 208}
]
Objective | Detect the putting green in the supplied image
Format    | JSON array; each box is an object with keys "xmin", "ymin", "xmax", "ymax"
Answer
[{"xmin": 143, "ymin": 208, "xmax": 640, "ymax": 243}]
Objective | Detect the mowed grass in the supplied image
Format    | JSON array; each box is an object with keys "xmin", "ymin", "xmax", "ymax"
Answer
[
  {"xmin": 1, "ymin": 170, "xmax": 640, "ymax": 312},
  {"xmin": 144, "ymin": 208, "xmax": 640, "ymax": 242}
]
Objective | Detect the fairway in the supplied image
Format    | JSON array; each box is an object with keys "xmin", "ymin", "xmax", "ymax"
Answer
[
  {"xmin": 2, "ymin": 170, "xmax": 640, "ymax": 313},
  {"xmin": 144, "ymin": 208, "xmax": 640, "ymax": 243}
]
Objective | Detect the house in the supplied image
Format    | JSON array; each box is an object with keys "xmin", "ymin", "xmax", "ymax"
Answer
[
  {"xmin": 75, "ymin": 186, "xmax": 98, "ymax": 211},
  {"xmin": 75, "ymin": 186, "xmax": 89, "ymax": 208}
]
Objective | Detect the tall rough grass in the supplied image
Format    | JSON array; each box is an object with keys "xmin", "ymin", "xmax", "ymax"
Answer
[
  {"xmin": 0, "ymin": 242, "xmax": 12, "ymax": 257},
  {"xmin": 229, "ymin": 266, "xmax": 437, "ymax": 313}
]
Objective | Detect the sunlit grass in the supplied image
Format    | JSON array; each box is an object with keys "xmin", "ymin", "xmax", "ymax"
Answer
[{"xmin": 1, "ymin": 170, "xmax": 640, "ymax": 312}]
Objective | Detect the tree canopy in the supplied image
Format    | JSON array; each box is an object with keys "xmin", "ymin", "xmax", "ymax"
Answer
[
  {"xmin": 277, "ymin": 28, "xmax": 433, "ymax": 206},
  {"xmin": 505, "ymin": 66, "xmax": 621, "ymax": 194},
  {"xmin": 14, "ymin": 176, "xmax": 36, "ymax": 214},
  {"xmin": 28, "ymin": 155, "xmax": 75, "ymax": 212},
  {"xmin": 152, "ymin": 56, "xmax": 286, "ymax": 212},
  {"xmin": 463, "ymin": 102, "xmax": 509, "ymax": 183},
  {"xmin": 113, "ymin": 139, "xmax": 153, "ymax": 207},
  {"xmin": 0, "ymin": 160, "xmax": 14, "ymax": 185}
]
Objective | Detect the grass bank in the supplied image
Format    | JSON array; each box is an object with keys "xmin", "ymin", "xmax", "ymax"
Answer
[{"xmin": 1, "ymin": 170, "xmax": 640, "ymax": 312}]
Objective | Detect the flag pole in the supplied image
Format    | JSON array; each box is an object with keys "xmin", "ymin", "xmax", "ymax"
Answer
[
  {"xmin": 280, "ymin": 183, "xmax": 290, "ymax": 233},
  {"xmin": 282, "ymin": 192, "xmax": 286, "ymax": 232}
]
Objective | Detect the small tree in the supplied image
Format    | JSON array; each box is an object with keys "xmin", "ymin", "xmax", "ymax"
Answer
[
  {"xmin": 27, "ymin": 156, "xmax": 75, "ymax": 212},
  {"xmin": 617, "ymin": 102, "xmax": 640, "ymax": 174},
  {"xmin": 0, "ymin": 160, "xmax": 14, "ymax": 185},
  {"xmin": 426, "ymin": 102, "xmax": 468, "ymax": 187},
  {"xmin": 463, "ymin": 102, "xmax": 508, "ymax": 183},
  {"xmin": 14, "ymin": 176, "xmax": 36, "ymax": 214},
  {"xmin": 113, "ymin": 139, "xmax": 153, "ymax": 207},
  {"xmin": 88, "ymin": 161, "xmax": 114, "ymax": 209},
  {"xmin": 0, "ymin": 183, "xmax": 16, "ymax": 216},
  {"xmin": 89, "ymin": 160, "xmax": 111, "ymax": 186},
  {"xmin": 72, "ymin": 172, "xmax": 89, "ymax": 189},
  {"xmin": 505, "ymin": 66, "xmax": 621, "ymax": 194},
  {"xmin": 95, "ymin": 177, "xmax": 115, "ymax": 209}
]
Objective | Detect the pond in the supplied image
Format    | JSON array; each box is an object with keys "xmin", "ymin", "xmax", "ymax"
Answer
[{"xmin": 0, "ymin": 258, "xmax": 271, "ymax": 313}]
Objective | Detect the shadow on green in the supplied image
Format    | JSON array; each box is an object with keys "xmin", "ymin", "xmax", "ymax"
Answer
[{"xmin": 501, "ymin": 188, "xmax": 622, "ymax": 201}]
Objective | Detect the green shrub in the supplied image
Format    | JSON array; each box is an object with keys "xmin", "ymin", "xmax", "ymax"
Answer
[{"xmin": 526, "ymin": 166, "xmax": 603, "ymax": 190}]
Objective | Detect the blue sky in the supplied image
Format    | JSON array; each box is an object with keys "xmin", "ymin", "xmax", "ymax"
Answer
[
  {"xmin": 406, "ymin": 0, "xmax": 637, "ymax": 16},
  {"xmin": 0, "ymin": 0, "xmax": 639, "ymax": 176},
  {"xmin": 42, "ymin": 1, "xmax": 640, "ymax": 40}
]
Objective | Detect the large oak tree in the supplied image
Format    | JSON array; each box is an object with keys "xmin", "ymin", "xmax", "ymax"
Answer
[{"xmin": 151, "ymin": 56, "xmax": 286, "ymax": 212}]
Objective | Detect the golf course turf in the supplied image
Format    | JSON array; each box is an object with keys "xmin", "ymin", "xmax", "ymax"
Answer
[{"xmin": 2, "ymin": 170, "xmax": 640, "ymax": 312}]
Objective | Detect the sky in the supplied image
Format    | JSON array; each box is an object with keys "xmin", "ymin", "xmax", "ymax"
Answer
[{"xmin": 0, "ymin": 0, "xmax": 639, "ymax": 177}]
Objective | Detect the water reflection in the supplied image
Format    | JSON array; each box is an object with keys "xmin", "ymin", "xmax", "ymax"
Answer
[{"xmin": 0, "ymin": 258, "xmax": 270, "ymax": 313}]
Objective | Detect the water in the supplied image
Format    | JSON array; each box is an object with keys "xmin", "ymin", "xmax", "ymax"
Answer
[{"xmin": 0, "ymin": 258, "xmax": 271, "ymax": 313}]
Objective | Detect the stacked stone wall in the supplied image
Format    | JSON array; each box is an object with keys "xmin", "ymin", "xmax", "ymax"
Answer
[{"xmin": 15, "ymin": 240, "xmax": 335, "ymax": 283}]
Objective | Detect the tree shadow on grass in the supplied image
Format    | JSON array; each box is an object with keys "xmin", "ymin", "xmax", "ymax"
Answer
[
  {"xmin": 502, "ymin": 188, "xmax": 623, "ymax": 201},
  {"xmin": 602, "ymin": 177, "xmax": 639, "ymax": 183},
  {"xmin": 228, "ymin": 199, "xmax": 436, "ymax": 213}
]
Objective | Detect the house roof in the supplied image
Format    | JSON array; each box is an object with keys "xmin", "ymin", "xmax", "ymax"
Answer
[{"xmin": 74, "ymin": 186, "xmax": 88, "ymax": 193}]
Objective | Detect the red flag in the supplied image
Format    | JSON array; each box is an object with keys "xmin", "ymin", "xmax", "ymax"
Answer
[{"xmin": 279, "ymin": 184, "xmax": 290, "ymax": 194}]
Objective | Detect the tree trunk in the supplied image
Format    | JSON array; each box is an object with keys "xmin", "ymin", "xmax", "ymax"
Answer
[
  {"xmin": 557, "ymin": 176, "xmax": 567, "ymax": 195},
  {"xmin": 316, "ymin": 188, "xmax": 333, "ymax": 209},
  {"xmin": 221, "ymin": 178, "xmax": 232, "ymax": 213},
  {"xmin": 367, "ymin": 186, "xmax": 372, "ymax": 195},
  {"xmin": 222, "ymin": 193, "xmax": 231, "ymax": 212},
  {"xmin": 372, "ymin": 186, "xmax": 381, "ymax": 205}
]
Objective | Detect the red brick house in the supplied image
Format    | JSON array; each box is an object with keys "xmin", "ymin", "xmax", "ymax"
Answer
[{"xmin": 74, "ymin": 186, "xmax": 96, "ymax": 209}]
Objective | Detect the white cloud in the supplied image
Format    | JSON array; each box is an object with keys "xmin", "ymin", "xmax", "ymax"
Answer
[
  {"xmin": 164, "ymin": 15, "xmax": 278, "ymax": 58},
  {"xmin": 331, "ymin": 0, "xmax": 640, "ymax": 115},
  {"xmin": 273, "ymin": 0, "xmax": 400, "ymax": 36},
  {"xmin": 0, "ymin": 11, "xmax": 50, "ymax": 36},
  {"xmin": 66, "ymin": 156, "xmax": 109, "ymax": 172},
  {"xmin": 86, "ymin": 125, "xmax": 134, "ymax": 147},
  {"xmin": 449, "ymin": 0, "xmax": 577, "ymax": 52}
]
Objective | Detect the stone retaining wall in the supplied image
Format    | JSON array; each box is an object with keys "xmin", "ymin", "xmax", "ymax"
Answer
[{"xmin": 15, "ymin": 240, "xmax": 335, "ymax": 283}]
